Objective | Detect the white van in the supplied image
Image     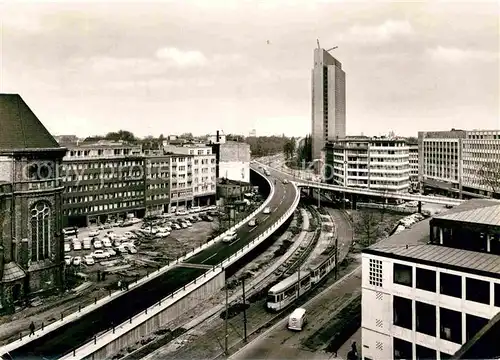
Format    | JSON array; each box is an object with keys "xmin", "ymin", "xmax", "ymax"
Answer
[{"xmin": 287, "ymin": 308, "xmax": 307, "ymax": 331}]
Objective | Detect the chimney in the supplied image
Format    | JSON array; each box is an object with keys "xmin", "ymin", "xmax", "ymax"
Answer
[{"xmin": 216, "ymin": 130, "xmax": 220, "ymax": 143}]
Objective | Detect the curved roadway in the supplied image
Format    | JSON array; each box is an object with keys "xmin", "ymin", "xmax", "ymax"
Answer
[{"xmin": 5, "ymin": 168, "xmax": 297, "ymax": 360}]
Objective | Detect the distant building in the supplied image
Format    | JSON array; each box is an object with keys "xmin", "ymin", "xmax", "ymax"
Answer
[
  {"xmin": 418, "ymin": 129, "xmax": 500, "ymax": 199},
  {"xmin": 0, "ymin": 94, "xmax": 66, "ymax": 312},
  {"xmin": 249, "ymin": 129, "xmax": 257, "ymax": 137},
  {"xmin": 311, "ymin": 46, "xmax": 346, "ymax": 162},
  {"xmin": 408, "ymin": 140, "xmax": 419, "ymax": 184},
  {"xmin": 54, "ymin": 135, "xmax": 80, "ymax": 147},
  {"xmin": 324, "ymin": 136, "xmax": 410, "ymax": 192},
  {"xmin": 361, "ymin": 199, "xmax": 500, "ymax": 360}
]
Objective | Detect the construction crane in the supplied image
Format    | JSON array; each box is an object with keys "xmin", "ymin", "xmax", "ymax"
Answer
[{"xmin": 316, "ymin": 39, "xmax": 338, "ymax": 52}]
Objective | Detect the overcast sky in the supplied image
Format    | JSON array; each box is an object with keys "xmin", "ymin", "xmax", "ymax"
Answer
[{"xmin": 0, "ymin": 1, "xmax": 498, "ymax": 138}]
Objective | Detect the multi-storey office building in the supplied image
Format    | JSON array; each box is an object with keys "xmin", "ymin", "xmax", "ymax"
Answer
[
  {"xmin": 61, "ymin": 142, "xmax": 146, "ymax": 226},
  {"xmin": 144, "ymin": 155, "xmax": 170, "ymax": 216},
  {"xmin": 409, "ymin": 143, "xmax": 419, "ymax": 184},
  {"xmin": 164, "ymin": 144, "xmax": 216, "ymax": 206},
  {"xmin": 361, "ymin": 199, "xmax": 500, "ymax": 360},
  {"xmin": 418, "ymin": 129, "xmax": 500, "ymax": 199},
  {"xmin": 169, "ymin": 154, "xmax": 194, "ymax": 212},
  {"xmin": 311, "ymin": 46, "xmax": 346, "ymax": 162},
  {"xmin": 324, "ymin": 136, "xmax": 410, "ymax": 192}
]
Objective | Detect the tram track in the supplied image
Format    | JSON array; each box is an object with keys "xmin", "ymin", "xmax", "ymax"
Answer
[{"xmin": 141, "ymin": 208, "xmax": 355, "ymax": 360}]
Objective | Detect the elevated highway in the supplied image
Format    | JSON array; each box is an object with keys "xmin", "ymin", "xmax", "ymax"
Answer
[
  {"xmin": 254, "ymin": 160, "xmax": 465, "ymax": 207},
  {"xmin": 1, "ymin": 167, "xmax": 299, "ymax": 360}
]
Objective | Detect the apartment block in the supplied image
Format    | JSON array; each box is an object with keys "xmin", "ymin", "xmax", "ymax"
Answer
[
  {"xmin": 324, "ymin": 136, "xmax": 410, "ymax": 192},
  {"xmin": 144, "ymin": 155, "xmax": 170, "ymax": 216},
  {"xmin": 361, "ymin": 199, "xmax": 500, "ymax": 360},
  {"xmin": 164, "ymin": 144, "xmax": 216, "ymax": 206},
  {"xmin": 409, "ymin": 143, "xmax": 419, "ymax": 183},
  {"xmin": 418, "ymin": 129, "xmax": 500, "ymax": 199}
]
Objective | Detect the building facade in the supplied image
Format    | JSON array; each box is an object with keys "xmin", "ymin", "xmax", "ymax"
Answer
[
  {"xmin": 144, "ymin": 155, "xmax": 170, "ymax": 216},
  {"xmin": 418, "ymin": 129, "xmax": 500, "ymax": 199},
  {"xmin": 361, "ymin": 199, "xmax": 500, "ymax": 360},
  {"xmin": 0, "ymin": 94, "xmax": 66, "ymax": 312},
  {"xmin": 164, "ymin": 144, "xmax": 216, "ymax": 207},
  {"xmin": 324, "ymin": 136, "xmax": 410, "ymax": 192},
  {"xmin": 311, "ymin": 47, "xmax": 346, "ymax": 162},
  {"xmin": 60, "ymin": 142, "xmax": 146, "ymax": 227},
  {"xmin": 409, "ymin": 143, "xmax": 419, "ymax": 184}
]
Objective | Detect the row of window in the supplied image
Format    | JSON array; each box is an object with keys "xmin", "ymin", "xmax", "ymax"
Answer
[
  {"xmin": 65, "ymin": 182, "xmax": 143, "ymax": 193},
  {"xmin": 65, "ymin": 191, "xmax": 144, "ymax": 204},
  {"xmin": 393, "ymin": 337, "xmax": 452, "ymax": 360},
  {"xmin": 65, "ymin": 171, "xmax": 143, "ymax": 182},
  {"xmin": 64, "ymin": 200, "xmax": 143, "ymax": 215},
  {"xmin": 146, "ymin": 193, "xmax": 168, "ymax": 201},
  {"xmin": 393, "ymin": 295, "xmax": 489, "ymax": 345},
  {"xmin": 393, "ymin": 263, "xmax": 500, "ymax": 306}
]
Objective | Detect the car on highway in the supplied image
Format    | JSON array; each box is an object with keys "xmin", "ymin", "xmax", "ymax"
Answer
[
  {"xmin": 265, "ymin": 170, "xmax": 271, "ymax": 176},
  {"xmin": 92, "ymin": 250, "xmax": 110, "ymax": 259},
  {"xmin": 282, "ymin": 179, "xmax": 289, "ymax": 184},
  {"xmin": 222, "ymin": 231, "xmax": 238, "ymax": 243},
  {"xmin": 248, "ymin": 218, "xmax": 258, "ymax": 227},
  {"xmin": 72, "ymin": 256, "xmax": 82, "ymax": 266},
  {"xmin": 263, "ymin": 207, "xmax": 271, "ymax": 214},
  {"xmin": 64, "ymin": 255, "xmax": 72, "ymax": 266},
  {"xmin": 84, "ymin": 255, "xmax": 95, "ymax": 265}
]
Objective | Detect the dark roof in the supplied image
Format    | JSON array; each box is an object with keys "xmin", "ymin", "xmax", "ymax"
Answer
[
  {"xmin": 433, "ymin": 198, "xmax": 500, "ymax": 227},
  {"xmin": 0, "ymin": 94, "xmax": 60, "ymax": 150}
]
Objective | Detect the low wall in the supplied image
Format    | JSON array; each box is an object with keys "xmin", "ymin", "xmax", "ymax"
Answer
[
  {"xmin": 64, "ymin": 269, "xmax": 225, "ymax": 360},
  {"xmin": 357, "ymin": 202, "xmax": 417, "ymax": 214}
]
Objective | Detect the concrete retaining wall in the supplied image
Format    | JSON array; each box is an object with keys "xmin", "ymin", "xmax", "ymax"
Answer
[{"xmin": 61, "ymin": 269, "xmax": 225, "ymax": 360}]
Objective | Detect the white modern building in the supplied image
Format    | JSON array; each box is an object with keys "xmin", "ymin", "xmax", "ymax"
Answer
[
  {"xmin": 324, "ymin": 136, "xmax": 410, "ymax": 192},
  {"xmin": 218, "ymin": 141, "xmax": 251, "ymax": 183},
  {"xmin": 311, "ymin": 46, "xmax": 346, "ymax": 162},
  {"xmin": 418, "ymin": 129, "xmax": 500, "ymax": 199},
  {"xmin": 361, "ymin": 199, "xmax": 500, "ymax": 360},
  {"xmin": 163, "ymin": 144, "xmax": 217, "ymax": 207}
]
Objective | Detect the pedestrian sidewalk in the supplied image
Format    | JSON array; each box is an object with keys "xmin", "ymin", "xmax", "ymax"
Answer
[{"xmin": 327, "ymin": 328, "xmax": 361, "ymax": 360}]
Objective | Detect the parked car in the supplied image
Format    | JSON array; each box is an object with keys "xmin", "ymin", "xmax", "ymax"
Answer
[
  {"xmin": 98, "ymin": 223, "xmax": 113, "ymax": 230},
  {"xmin": 93, "ymin": 240, "xmax": 103, "ymax": 249},
  {"xmin": 106, "ymin": 248, "xmax": 117, "ymax": 257},
  {"xmin": 179, "ymin": 222, "xmax": 188, "ymax": 229},
  {"xmin": 113, "ymin": 238, "xmax": 122, "ymax": 247},
  {"xmin": 222, "ymin": 231, "xmax": 238, "ymax": 243},
  {"xmin": 64, "ymin": 243, "xmax": 71, "ymax": 252},
  {"xmin": 84, "ymin": 255, "xmax": 95, "ymax": 265},
  {"xmin": 190, "ymin": 206, "xmax": 201, "ymax": 213},
  {"xmin": 128, "ymin": 246, "xmax": 137, "ymax": 254},
  {"xmin": 88, "ymin": 230, "xmax": 100, "ymax": 237},
  {"xmin": 176, "ymin": 210, "xmax": 189, "ymax": 216},
  {"xmin": 102, "ymin": 238, "xmax": 112, "ymax": 248},
  {"xmin": 157, "ymin": 232, "xmax": 170, "ymax": 238},
  {"xmin": 64, "ymin": 255, "xmax": 72, "ymax": 266},
  {"xmin": 129, "ymin": 218, "xmax": 141, "ymax": 224},
  {"xmin": 92, "ymin": 250, "xmax": 110, "ymax": 259},
  {"xmin": 72, "ymin": 256, "xmax": 82, "ymax": 266},
  {"xmin": 63, "ymin": 227, "xmax": 78, "ymax": 236},
  {"xmin": 172, "ymin": 223, "xmax": 181, "ymax": 230},
  {"xmin": 123, "ymin": 231, "xmax": 135, "ymax": 238},
  {"xmin": 82, "ymin": 238, "xmax": 92, "ymax": 250},
  {"xmin": 72, "ymin": 240, "xmax": 82, "ymax": 251},
  {"xmin": 117, "ymin": 245, "xmax": 128, "ymax": 254}
]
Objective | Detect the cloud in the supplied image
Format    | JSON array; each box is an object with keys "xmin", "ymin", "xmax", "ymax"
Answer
[
  {"xmin": 427, "ymin": 46, "xmax": 499, "ymax": 63},
  {"xmin": 155, "ymin": 47, "xmax": 208, "ymax": 67},
  {"xmin": 339, "ymin": 20, "xmax": 414, "ymax": 44}
]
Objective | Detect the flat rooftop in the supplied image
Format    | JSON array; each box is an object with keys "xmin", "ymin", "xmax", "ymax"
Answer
[{"xmin": 363, "ymin": 199, "xmax": 500, "ymax": 279}]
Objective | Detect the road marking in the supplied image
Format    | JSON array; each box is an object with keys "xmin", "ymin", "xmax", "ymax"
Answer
[
  {"xmin": 249, "ymin": 227, "xmax": 256, "ymax": 233},
  {"xmin": 201, "ymin": 252, "xmax": 218, "ymax": 264},
  {"xmin": 262, "ymin": 216, "xmax": 270, "ymax": 222}
]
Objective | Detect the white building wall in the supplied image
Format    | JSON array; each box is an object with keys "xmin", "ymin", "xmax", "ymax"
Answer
[
  {"xmin": 219, "ymin": 161, "xmax": 250, "ymax": 183},
  {"xmin": 361, "ymin": 253, "xmax": 500, "ymax": 360}
]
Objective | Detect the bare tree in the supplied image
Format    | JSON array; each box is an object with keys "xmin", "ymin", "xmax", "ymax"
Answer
[
  {"xmin": 354, "ymin": 210, "xmax": 382, "ymax": 247},
  {"xmin": 477, "ymin": 161, "xmax": 500, "ymax": 195}
]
